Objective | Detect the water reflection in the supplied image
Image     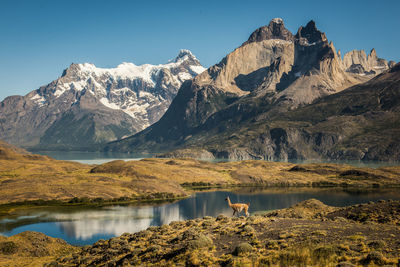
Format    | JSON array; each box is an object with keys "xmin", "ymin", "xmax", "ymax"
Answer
[
  {"xmin": 57, "ymin": 207, "xmax": 156, "ymax": 240},
  {"xmin": 1, "ymin": 188, "xmax": 400, "ymax": 245},
  {"xmin": 33, "ymin": 151, "xmax": 151, "ymax": 165}
]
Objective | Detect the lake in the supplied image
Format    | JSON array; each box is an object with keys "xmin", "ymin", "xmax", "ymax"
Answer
[
  {"xmin": 33, "ymin": 150, "xmax": 400, "ymax": 168},
  {"xmin": 1, "ymin": 188, "xmax": 400, "ymax": 245},
  {"xmin": 33, "ymin": 151, "xmax": 152, "ymax": 164}
]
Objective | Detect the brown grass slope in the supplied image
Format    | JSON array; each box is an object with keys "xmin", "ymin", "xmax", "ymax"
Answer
[
  {"xmin": 0, "ymin": 231, "xmax": 78, "ymax": 267},
  {"xmin": 1, "ymin": 139, "xmax": 400, "ymax": 208}
]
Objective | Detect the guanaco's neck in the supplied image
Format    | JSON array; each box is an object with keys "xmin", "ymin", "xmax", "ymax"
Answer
[{"xmin": 227, "ymin": 197, "xmax": 232, "ymax": 207}]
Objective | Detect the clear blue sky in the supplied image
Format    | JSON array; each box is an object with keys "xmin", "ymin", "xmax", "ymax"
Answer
[{"xmin": 0, "ymin": 0, "xmax": 399, "ymax": 101}]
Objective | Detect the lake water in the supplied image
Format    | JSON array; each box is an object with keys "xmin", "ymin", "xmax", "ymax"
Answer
[
  {"xmin": 33, "ymin": 151, "xmax": 153, "ymax": 165},
  {"xmin": 1, "ymin": 188, "xmax": 400, "ymax": 245},
  {"xmin": 33, "ymin": 150, "xmax": 400, "ymax": 168}
]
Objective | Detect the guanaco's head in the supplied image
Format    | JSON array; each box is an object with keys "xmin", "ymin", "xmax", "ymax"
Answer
[{"xmin": 225, "ymin": 197, "xmax": 229, "ymax": 201}]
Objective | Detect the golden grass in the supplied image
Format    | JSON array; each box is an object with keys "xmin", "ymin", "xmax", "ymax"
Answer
[
  {"xmin": 0, "ymin": 231, "xmax": 78, "ymax": 267},
  {"xmin": 0, "ymin": 142, "xmax": 400, "ymax": 207}
]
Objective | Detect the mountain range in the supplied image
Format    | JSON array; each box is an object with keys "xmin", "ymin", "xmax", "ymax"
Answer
[
  {"xmin": 0, "ymin": 50, "xmax": 205, "ymax": 150},
  {"xmin": 105, "ymin": 19, "xmax": 399, "ymax": 161}
]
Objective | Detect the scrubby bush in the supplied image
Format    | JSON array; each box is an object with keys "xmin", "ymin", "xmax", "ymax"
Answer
[
  {"xmin": 233, "ymin": 242, "xmax": 252, "ymax": 256},
  {"xmin": 0, "ymin": 241, "xmax": 18, "ymax": 254}
]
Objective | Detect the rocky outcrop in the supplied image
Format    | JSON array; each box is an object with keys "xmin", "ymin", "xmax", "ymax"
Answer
[
  {"xmin": 342, "ymin": 48, "xmax": 390, "ymax": 75},
  {"xmin": 243, "ymin": 17, "xmax": 294, "ymax": 44},
  {"xmin": 0, "ymin": 50, "xmax": 205, "ymax": 150}
]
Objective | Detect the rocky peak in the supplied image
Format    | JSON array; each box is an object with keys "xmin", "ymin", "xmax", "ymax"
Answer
[
  {"xmin": 244, "ymin": 18, "xmax": 294, "ymax": 45},
  {"xmin": 369, "ymin": 48, "xmax": 377, "ymax": 58},
  {"xmin": 343, "ymin": 48, "xmax": 390, "ymax": 75},
  {"xmin": 295, "ymin": 20, "xmax": 328, "ymax": 45},
  {"xmin": 389, "ymin": 62, "xmax": 400, "ymax": 73},
  {"xmin": 174, "ymin": 49, "xmax": 194, "ymax": 60},
  {"xmin": 292, "ymin": 21, "xmax": 337, "ymax": 72},
  {"xmin": 389, "ymin": 60, "xmax": 397, "ymax": 69},
  {"xmin": 61, "ymin": 63, "xmax": 84, "ymax": 78},
  {"xmin": 172, "ymin": 49, "xmax": 201, "ymax": 66}
]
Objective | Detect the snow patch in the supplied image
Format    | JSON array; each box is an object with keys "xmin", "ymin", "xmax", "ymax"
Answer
[
  {"xmin": 70, "ymin": 80, "xmax": 87, "ymax": 91},
  {"xmin": 30, "ymin": 93, "xmax": 46, "ymax": 107},
  {"xmin": 111, "ymin": 87, "xmax": 133, "ymax": 95},
  {"xmin": 78, "ymin": 63, "xmax": 155, "ymax": 85},
  {"xmin": 178, "ymin": 72, "xmax": 193, "ymax": 81},
  {"xmin": 54, "ymin": 88, "xmax": 66, "ymax": 97},
  {"xmin": 138, "ymin": 91, "xmax": 153, "ymax": 98},
  {"xmin": 123, "ymin": 103, "xmax": 150, "ymax": 120},
  {"xmin": 76, "ymin": 49, "xmax": 201, "ymax": 86},
  {"xmin": 31, "ymin": 93, "xmax": 42, "ymax": 101},
  {"xmin": 303, "ymin": 41, "xmax": 317, "ymax": 46},
  {"xmin": 271, "ymin": 18, "xmax": 283, "ymax": 24},
  {"xmin": 190, "ymin": 65, "xmax": 206, "ymax": 74},
  {"xmin": 99, "ymin": 97, "xmax": 121, "ymax": 110},
  {"xmin": 266, "ymin": 39, "xmax": 293, "ymax": 45}
]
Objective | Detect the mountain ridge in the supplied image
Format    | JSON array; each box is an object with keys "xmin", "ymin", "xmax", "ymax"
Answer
[
  {"xmin": 105, "ymin": 19, "xmax": 397, "ymax": 161},
  {"xmin": 0, "ymin": 50, "xmax": 205, "ymax": 150}
]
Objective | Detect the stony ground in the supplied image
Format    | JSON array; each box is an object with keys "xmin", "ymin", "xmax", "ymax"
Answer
[{"xmin": 37, "ymin": 199, "xmax": 400, "ymax": 267}]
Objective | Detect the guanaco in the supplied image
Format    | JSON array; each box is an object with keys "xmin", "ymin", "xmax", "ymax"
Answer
[{"xmin": 225, "ymin": 196, "xmax": 250, "ymax": 217}]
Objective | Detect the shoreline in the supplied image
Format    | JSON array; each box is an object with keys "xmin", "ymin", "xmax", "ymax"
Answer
[
  {"xmin": 1, "ymin": 198, "xmax": 399, "ymax": 266},
  {"xmin": 2, "ymin": 183, "xmax": 400, "ymax": 219},
  {"xmin": 1, "ymin": 141, "xmax": 400, "ymax": 207}
]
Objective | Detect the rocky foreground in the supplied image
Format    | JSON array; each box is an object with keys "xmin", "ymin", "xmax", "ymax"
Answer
[{"xmin": 2, "ymin": 199, "xmax": 398, "ymax": 266}]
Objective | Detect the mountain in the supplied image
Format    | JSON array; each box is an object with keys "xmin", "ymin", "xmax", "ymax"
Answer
[
  {"xmin": 105, "ymin": 19, "xmax": 397, "ymax": 161},
  {"xmin": 0, "ymin": 50, "xmax": 205, "ymax": 150},
  {"xmin": 341, "ymin": 48, "xmax": 395, "ymax": 75},
  {"xmin": 187, "ymin": 62, "xmax": 400, "ymax": 161}
]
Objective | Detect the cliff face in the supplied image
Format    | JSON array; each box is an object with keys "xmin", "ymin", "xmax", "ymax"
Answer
[
  {"xmin": 194, "ymin": 63, "xmax": 400, "ymax": 161},
  {"xmin": 105, "ymin": 19, "xmax": 396, "ymax": 161}
]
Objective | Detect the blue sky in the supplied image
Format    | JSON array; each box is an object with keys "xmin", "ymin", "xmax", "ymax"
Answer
[{"xmin": 0, "ymin": 0, "xmax": 399, "ymax": 101}]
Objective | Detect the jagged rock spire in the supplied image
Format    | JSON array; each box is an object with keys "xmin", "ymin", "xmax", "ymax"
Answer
[
  {"xmin": 244, "ymin": 18, "xmax": 294, "ymax": 45},
  {"xmin": 295, "ymin": 20, "xmax": 327, "ymax": 45}
]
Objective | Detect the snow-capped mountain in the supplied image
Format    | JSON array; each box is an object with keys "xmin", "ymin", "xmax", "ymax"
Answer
[{"xmin": 0, "ymin": 50, "xmax": 205, "ymax": 150}]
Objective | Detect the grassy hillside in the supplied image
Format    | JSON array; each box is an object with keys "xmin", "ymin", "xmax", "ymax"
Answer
[{"xmin": 0, "ymin": 231, "xmax": 78, "ymax": 267}]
